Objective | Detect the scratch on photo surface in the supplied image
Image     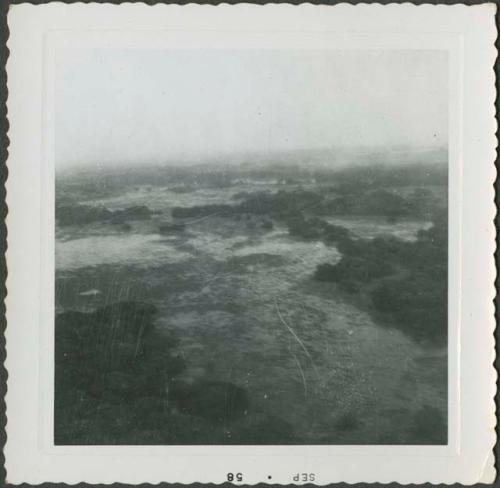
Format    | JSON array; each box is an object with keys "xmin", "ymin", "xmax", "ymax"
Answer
[
  {"xmin": 293, "ymin": 354, "xmax": 307, "ymax": 400},
  {"xmin": 224, "ymin": 364, "xmax": 234, "ymax": 432},
  {"xmin": 275, "ymin": 298, "xmax": 322, "ymax": 384},
  {"xmin": 185, "ymin": 212, "xmax": 221, "ymax": 225}
]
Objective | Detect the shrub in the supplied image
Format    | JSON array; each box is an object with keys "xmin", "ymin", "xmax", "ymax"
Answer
[{"xmin": 370, "ymin": 272, "xmax": 447, "ymax": 344}]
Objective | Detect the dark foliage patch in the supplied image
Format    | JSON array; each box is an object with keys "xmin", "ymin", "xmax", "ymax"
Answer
[
  {"xmin": 314, "ymin": 212, "xmax": 447, "ymax": 345},
  {"xmin": 56, "ymin": 203, "xmax": 151, "ymax": 226}
]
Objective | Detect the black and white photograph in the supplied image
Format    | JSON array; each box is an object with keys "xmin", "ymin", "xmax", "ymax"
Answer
[
  {"xmin": 54, "ymin": 49, "xmax": 448, "ymax": 445},
  {"xmin": 4, "ymin": 3, "xmax": 496, "ymax": 484}
]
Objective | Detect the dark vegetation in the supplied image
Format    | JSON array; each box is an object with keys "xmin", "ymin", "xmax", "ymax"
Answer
[
  {"xmin": 171, "ymin": 189, "xmax": 323, "ymax": 220},
  {"xmin": 329, "ymin": 160, "xmax": 447, "ymax": 188},
  {"xmin": 171, "ymin": 203, "xmax": 234, "ymax": 219},
  {"xmin": 57, "ymin": 161, "xmax": 446, "ymax": 228},
  {"xmin": 56, "ymin": 159, "xmax": 448, "ymax": 444},
  {"xmin": 58, "ymin": 148, "xmax": 446, "ymax": 196},
  {"xmin": 314, "ymin": 189, "xmax": 419, "ymax": 218},
  {"xmin": 56, "ymin": 203, "xmax": 151, "ymax": 226},
  {"xmin": 170, "ymin": 381, "xmax": 249, "ymax": 423},
  {"xmin": 335, "ymin": 411, "xmax": 360, "ymax": 432},
  {"xmin": 409, "ymin": 405, "xmax": 447, "ymax": 444},
  {"xmin": 225, "ymin": 253, "xmax": 287, "ymax": 272},
  {"xmin": 313, "ymin": 211, "xmax": 447, "ymax": 345},
  {"xmin": 171, "ymin": 185, "xmax": 439, "ymax": 223},
  {"xmin": 55, "ymin": 301, "xmax": 250, "ymax": 444},
  {"xmin": 159, "ymin": 222, "xmax": 186, "ymax": 234},
  {"xmin": 287, "ymin": 214, "xmax": 351, "ymax": 242}
]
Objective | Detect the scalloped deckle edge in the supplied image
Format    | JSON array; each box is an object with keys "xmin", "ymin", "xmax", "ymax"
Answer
[{"xmin": 3, "ymin": 2, "xmax": 499, "ymax": 485}]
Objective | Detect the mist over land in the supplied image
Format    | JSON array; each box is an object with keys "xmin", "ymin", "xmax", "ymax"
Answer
[
  {"xmin": 54, "ymin": 48, "xmax": 448, "ymax": 445},
  {"xmin": 57, "ymin": 144, "xmax": 448, "ymax": 179}
]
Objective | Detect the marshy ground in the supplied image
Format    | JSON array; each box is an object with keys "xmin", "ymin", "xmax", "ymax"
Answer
[{"xmin": 55, "ymin": 162, "xmax": 448, "ymax": 445}]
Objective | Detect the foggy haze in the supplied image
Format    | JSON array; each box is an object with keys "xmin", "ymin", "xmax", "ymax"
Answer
[{"xmin": 55, "ymin": 49, "xmax": 448, "ymax": 170}]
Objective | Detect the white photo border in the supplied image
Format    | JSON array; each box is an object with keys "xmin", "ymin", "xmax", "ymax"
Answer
[{"xmin": 4, "ymin": 3, "xmax": 497, "ymax": 485}]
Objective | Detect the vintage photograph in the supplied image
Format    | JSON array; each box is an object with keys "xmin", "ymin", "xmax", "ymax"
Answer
[
  {"xmin": 53, "ymin": 49, "xmax": 449, "ymax": 446},
  {"xmin": 6, "ymin": 2, "xmax": 498, "ymax": 484}
]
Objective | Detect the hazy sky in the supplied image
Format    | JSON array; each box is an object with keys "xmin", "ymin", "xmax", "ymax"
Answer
[{"xmin": 55, "ymin": 49, "xmax": 448, "ymax": 169}]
